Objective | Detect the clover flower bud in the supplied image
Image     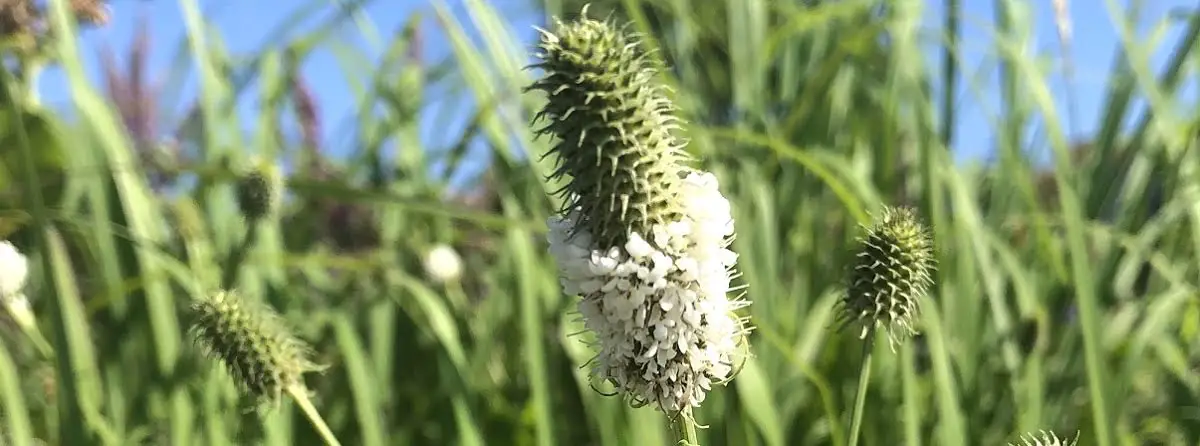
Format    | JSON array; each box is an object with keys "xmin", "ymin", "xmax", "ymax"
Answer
[
  {"xmin": 1009, "ymin": 430, "xmax": 1079, "ymax": 446},
  {"xmin": 531, "ymin": 8, "xmax": 749, "ymax": 414},
  {"xmin": 235, "ymin": 160, "xmax": 283, "ymax": 222},
  {"xmin": 189, "ymin": 290, "xmax": 322, "ymax": 405},
  {"xmin": 838, "ymin": 206, "xmax": 935, "ymax": 350}
]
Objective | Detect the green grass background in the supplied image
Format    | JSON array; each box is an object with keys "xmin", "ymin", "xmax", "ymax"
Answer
[{"xmin": 1, "ymin": 0, "xmax": 1199, "ymax": 445}]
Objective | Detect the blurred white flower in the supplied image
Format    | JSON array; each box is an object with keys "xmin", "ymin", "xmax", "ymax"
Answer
[
  {"xmin": 424, "ymin": 244, "xmax": 463, "ymax": 283},
  {"xmin": 0, "ymin": 241, "xmax": 28, "ymax": 298},
  {"xmin": 547, "ymin": 171, "xmax": 749, "ymax": 413},
  {"xmin": 0, "ymin": 241, "xmax": 36, "ymax": 332}
]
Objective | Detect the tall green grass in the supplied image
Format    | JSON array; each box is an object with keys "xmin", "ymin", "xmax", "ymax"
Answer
[{"xmin": 0, "ymin": 0, "xmax": 1196, "ymax": 444}]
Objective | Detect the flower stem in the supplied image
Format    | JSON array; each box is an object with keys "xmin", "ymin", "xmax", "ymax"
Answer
[
  {"xmin": 220, "ymin": 223, "xmax": 259, "ymax": 290},
  {"xmin": 4, "ymin": 302, "xmax": 52, "ymax": 360},
  {"xmin": 847, "ymin": 330, "xmax": 875, "ymax": 446},
  {"xmin": 21, "ymin": 325, "xmax": 52, "ymax": 360},
  {"xmin": 671, "ymin": 410, "xmax": 700, "ymax": 446},
  {"xmin": 287, "ymin": 384, "xmax": 342, "ymax": 446}
]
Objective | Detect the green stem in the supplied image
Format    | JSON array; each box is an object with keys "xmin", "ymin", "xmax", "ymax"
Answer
[
  {"xmin": 3, "ymin": 301, "xmax": 53, "ymax": 360},
  {"xmin": 21, "ymin": 325, "xmax": 53, "ymax": 360},
  {"xmin": 20, "ymin": 60, "xmax": 42, "ymax": 108},
  {"xmin": 287, "ymin": 384, "xmax": 343, "ymax": 446},
  {"xmin": 671, "ymin": 410, "xmax": 700, "ymax": 446},
  {"xmin": 220, "ymin": 223, "xmax": 260, "ymax": 290},
  {"xmin": 900, "ymin": 343, "xmax": 921, "ymax": 446},
  {"xmin": 847, "ymin": 330, "xmax": 875, "ymax": 446}
]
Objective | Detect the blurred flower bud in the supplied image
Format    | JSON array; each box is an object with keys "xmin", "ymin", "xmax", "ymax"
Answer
[
  {"xmin": 423, "ymin": 244, "xmax": 462, "ymax": 283},
  {"xmin": 236, "ymin": 160, "xmax": 283, "ymax": 222}
]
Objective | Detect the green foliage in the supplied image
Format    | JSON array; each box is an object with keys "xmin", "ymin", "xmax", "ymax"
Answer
[{"xmin": 0, "ymin": 0, "xmax": 1195, "ymax": 445}]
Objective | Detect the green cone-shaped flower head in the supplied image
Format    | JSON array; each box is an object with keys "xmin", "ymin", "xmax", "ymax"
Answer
[
  {"xmin": 528, "ymin": 6, "xmax": 689, "ymax": 249},
  {"xmin": 235, "ymin": 158, "xmax": 283, "ymax": 221},
  {"xmin": 189, "ymin": 290, "xmax": 321, "ymax": 405},
  {"xmin": 838, "ymin": 206, "xmax": 935, "ymax": 349},
  {"xmin": 1009, "ymin": 430, "xmax": 1079, "ymax": 446}
]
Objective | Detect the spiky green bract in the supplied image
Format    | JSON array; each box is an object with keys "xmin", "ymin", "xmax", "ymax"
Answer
[
  {"xmin": 1009, "ymin": 430, "xmax": 1080, "ymax": 446},
  {"xmin": 189, "ymin": 290, "xmax": 322, "ymax": 406},
  {"xmin": 837, "ymin": 206, "xmax": 936, "ymax": 349},
  {"xmin": 235, "ymin": 160, "xmax": 282, "ymax": 221},
  {"xmin": 527, "ymin": 8, "xmax": 690, "ymax": 249}
]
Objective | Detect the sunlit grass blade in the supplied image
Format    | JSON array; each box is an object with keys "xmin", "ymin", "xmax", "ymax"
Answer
[
  {"xmin": 0, "ymin": 334, "xmax": 34, "ymax": 446},
  {"xmin": 330, "ymin": 314, "xmax": 386, "ymax": 446}
]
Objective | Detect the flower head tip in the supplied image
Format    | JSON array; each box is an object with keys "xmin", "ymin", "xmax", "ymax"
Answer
[
  {"xmin": 1009, "ymin": 430, "xmax": 1079, "ymax": 446},
  {"xmin": 528, "ymin": 7, "xmax": 690, "ymax": 250}
]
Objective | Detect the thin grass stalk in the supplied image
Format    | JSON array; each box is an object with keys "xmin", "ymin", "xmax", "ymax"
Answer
[
  {"xmin": 939, "ymin": 0, "xmax": 959, "ymax": 149},
  {"xmin": 330, "ymin": 314, "xmax": 386, "ymax": 446},
  {"xmin": 0, "ymin": 337, "xmax": 33, "ymax": 446},
  {"xmin": 846, "ymin": 331, "xmax": 874, "ymax": 446},
  {"xmin": 899, "ymin": 342, "xmax": 921, "ymax": 446}
]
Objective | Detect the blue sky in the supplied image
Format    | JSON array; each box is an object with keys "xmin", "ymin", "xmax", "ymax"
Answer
[{"xmin": 36, "ymin": 0, "xmax": 1195, "ymax": 180}]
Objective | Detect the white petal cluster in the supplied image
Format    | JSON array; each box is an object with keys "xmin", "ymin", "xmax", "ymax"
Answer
[
  {"xmin": 547, "ymin": 171, "xmax": 748, "ymax": 412},
  {"xmin": 424, "ymin": 244, "xmax": 463, "ymax": 283},
  {"xmin": 0, "ymin": 241, "xmax": 28, "ymax": 299},
  {"xmin": 0, "ymin": 241, "xmax": 33, "ymax": 330}
]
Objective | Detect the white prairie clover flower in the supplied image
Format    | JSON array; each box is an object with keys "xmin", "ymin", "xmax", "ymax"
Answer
[
  {"xmin": 423, "ymin": 244, "xmax": 463, "ymax": 283},
  {"xmin": 530, "ymin": 9, "xmax": 749, "ymax": 414}
]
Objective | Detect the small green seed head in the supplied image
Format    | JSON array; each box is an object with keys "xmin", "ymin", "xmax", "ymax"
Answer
[
  {"xmin": 235, "ymin": 159, "xmax": 283, "ymax": 221},
  {"xmin": 189, "ymin": 290, "xmax": 321, "ymax": 405},
  {"xmin": 837, "ymin": 206, "xmax": 936, "ymax": 349},
  {"xmin": 1009, "ymin": 430, "xmax": 1079, "ymax": 446},
  {"xmin": 528, "ymin": 7, "xmax": 690, "ymax": 249}
]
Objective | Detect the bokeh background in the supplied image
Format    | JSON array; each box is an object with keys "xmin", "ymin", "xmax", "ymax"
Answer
[{"xmin": 2, "ymin": 0, "xmax": 1200, "ymax": 445}]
